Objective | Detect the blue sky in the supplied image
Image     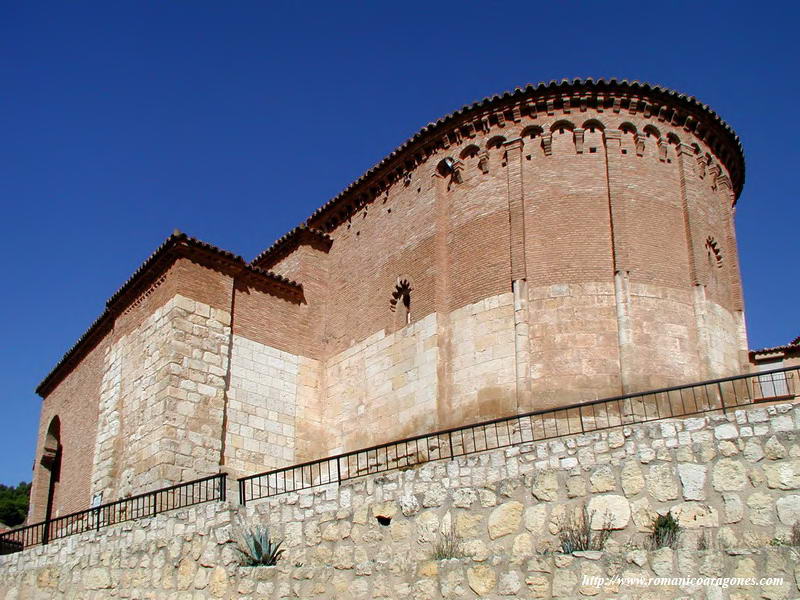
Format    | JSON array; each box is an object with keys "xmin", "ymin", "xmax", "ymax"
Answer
[{"xmin": 1, "ymin": 2, "xmax": 797, "ymax": 486}]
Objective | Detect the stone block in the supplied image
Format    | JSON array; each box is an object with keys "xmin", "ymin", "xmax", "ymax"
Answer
[
  {"xmin": 776, "ymin": 495, "xmax": 800, "ymax": 525},
  {"xmin": 467, "ymin": 565, "xmax": 496, "ymax": 596},
  {"xmin": 488, "ymin": 501, "xmax": 523, "ymax": 539},
  {"xmin": 764, "ymin": 460, "xmax": 800, "ymax": 490},
  {"xmin": 587, "ymin": 494, "xmax": 630, "ymax": 530},
  {"xmin": 677, "ymin": 463, "xmax": 706, "ymax": 501},
  {"xmin": 712, "ymin": 459, "xmax": 747, "ymax": 491},
  {"xmin": 646, "ymin": 464, "xmax": 679, "ymax": 501}
]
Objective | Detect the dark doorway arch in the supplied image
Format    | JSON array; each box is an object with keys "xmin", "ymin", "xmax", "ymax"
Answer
[{"xmin": 40, "ymin": 416, "xmax": 62, "ymax": 541}]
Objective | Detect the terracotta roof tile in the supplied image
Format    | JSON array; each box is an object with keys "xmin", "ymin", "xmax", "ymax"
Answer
[
  {"xmin": 750, "ymin": 336, "xmax": 800, "ymax": 358},
  {"xmin": 251, "ymin": 225, "xmax": 332, "ymax": 269}
]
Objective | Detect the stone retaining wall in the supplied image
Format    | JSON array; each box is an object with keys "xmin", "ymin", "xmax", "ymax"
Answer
[{"xmin": 3, "ymin": 400, "xmax": 800, "ymax": 599}]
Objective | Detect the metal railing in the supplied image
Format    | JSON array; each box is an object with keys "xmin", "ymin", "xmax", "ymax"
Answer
[
  {"xmin": 238, "ymin": 366, "xmax": 799, "ymax": 504},
  {"xmin": 0, "ymin": 473, "xmax": 226, "ymax": 555}
]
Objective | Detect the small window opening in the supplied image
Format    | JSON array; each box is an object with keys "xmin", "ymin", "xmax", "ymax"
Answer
[
  {"xmin": 589, "ymin": 147, "xmax": 597, "ymax": 153},
  {"xmin": 376, "ymin": 515, "xmax": 391, "ymax": 526},
  {"xmin": 390, "ymin": 279, "xmax": 412, "ymax": 325},
  {"xmin": 621, "ymin": 149, "xmax": 628, "ymax": 154}
]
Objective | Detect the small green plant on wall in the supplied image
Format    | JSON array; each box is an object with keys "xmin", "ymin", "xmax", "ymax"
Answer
[
  {"xmin": 648, "ymin": 513, "xmax": 681, "ymax": 550},
  {"xmin": 768, "ymin": 522, "xmax": 800, "ymax": 548},
  {"xmin": 431, "ymin": 529, "xmax": 464, "ymax": 560},
  {"xmin": 557, "ymin": 505, "xmax": 613, "ymax": 554},
  {"xmin": 237, "ymin": 526, "xmax": 285, "ymax": 567}
]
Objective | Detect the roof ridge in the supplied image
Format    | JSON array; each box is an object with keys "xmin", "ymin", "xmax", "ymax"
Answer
[{"xmin": 251, "ymin": 225, "xmax": 332, "ymax": 268}]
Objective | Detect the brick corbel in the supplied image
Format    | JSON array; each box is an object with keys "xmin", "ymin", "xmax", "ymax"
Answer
[
  {"xmin": 676, "ymin": 142, "xmax": 696, "ymax": 158},
  {"xmin": 657, "ymin": 138, "xmax": 668, "ymax": 162},
  {"xmin": 450, "ymin": 159, "xmax": 464, "ymax": 184},
  {"xmin": 478, "ymin": 151, "xmax": 490, "ymax": 174},
  {"xmin": 696, "ymin": 156, "xmax": 707, "ymax": 179},
  {"xmin": 541, "ymin": 133, "xmax": 553, "ymax": 156},
  {"xmin": 574, "ymin": 128, "xmax": 585, "ymax": 154},
  {"xmin": 604, "ymin": 128, "xmax": 622, "ymax": 152},
  {"xmin": 634, "ymin": 133, "xmax": 645, "ymax": 157},
  {"xmin": 709, "ymin": 163, "xmax": 721, "ymax": 189}
]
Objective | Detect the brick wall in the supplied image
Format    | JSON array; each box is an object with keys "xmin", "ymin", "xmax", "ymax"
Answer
[{"xmin": 28, "ymin": 338, "xmax": 106, "ymax": 522}]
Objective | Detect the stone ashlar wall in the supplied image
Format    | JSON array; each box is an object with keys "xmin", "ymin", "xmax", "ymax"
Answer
[
  {"xmin": 4, "ymin": 401, "xmax": 800, "ymax": 599},
  {"xmin": 224, "ymin": 334, "xmax": 321, "ymax": 476},
  {"xmin": 91, "ymin": 294, "xmax": 231, "ymax": 500}
]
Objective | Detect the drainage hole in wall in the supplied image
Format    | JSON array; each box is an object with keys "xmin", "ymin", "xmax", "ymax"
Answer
[{"xmin": 376, "ymin": 515, "xmax": 392, "ymax": 526}]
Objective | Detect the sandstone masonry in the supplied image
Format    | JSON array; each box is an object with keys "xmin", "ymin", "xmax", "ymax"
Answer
[{"xmin": 4, "ymin": 401, "xmax": 800, "ymax": 599}]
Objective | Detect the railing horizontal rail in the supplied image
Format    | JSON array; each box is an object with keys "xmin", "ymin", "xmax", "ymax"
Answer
[
  {"xmin": 0, "ymin": 473, "xmax": 226, "ymax": 555},
  {"xmin": 238, "ymin": 366, "xmax": 799, "ymax": 504}
]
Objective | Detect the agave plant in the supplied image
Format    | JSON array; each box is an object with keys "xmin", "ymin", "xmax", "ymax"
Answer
[{"xmin": 238, "ymin": 526, "xmax": 285, "ymax": 566}]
